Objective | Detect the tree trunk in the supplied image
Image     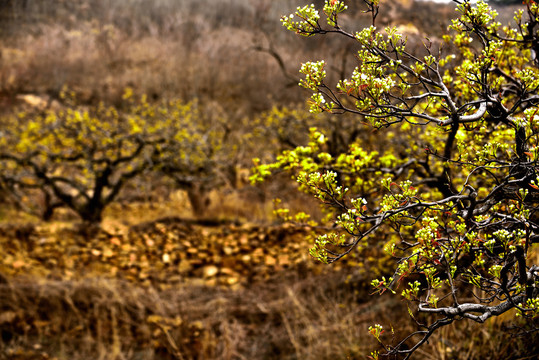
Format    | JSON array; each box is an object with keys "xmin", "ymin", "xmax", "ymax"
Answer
[{"xmin": 187, "ymin": 183, "xmax": 210, "ymax": 218}]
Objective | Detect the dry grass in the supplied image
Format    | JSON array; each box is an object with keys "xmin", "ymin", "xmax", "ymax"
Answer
[
  {"xmin": 0, "ymin": 271, "xmax": 373, "ymax": 360},
  {"xmin": 1, "ymin": 269, "xmax": 536, "ymax": 360},
  {"xmin": 0, "ymin": 0, "xmax": 473, "ymax": 114},
  {"xmin": 0, "ymin": 0, "xmax": 309, "ymax": 113}
]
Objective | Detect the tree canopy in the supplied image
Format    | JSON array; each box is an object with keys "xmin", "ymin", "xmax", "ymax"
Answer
[
  {"xmin": 0, "ymin": 90, "xmax": 231, "ymax": 224},
  {"xmin": 253, "ymin": 0, "xmax": 539, "ymax": 357}
]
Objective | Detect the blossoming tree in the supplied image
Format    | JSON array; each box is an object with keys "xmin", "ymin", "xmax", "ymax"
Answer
[
  {"xmin": 0, "ymin": 92, "xmax": 228, "ymax": 224},
  {"xmin": 253, "ymin": 0, "xmax": 539, "ymax": 357}
]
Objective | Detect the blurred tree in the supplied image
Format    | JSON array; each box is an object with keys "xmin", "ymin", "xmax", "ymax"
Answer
[
  {"xmin": 253, "ymin": 0, "xmax": 539, "ymax": 358},
  {"xmin": 156, "ymin": 102, "xmax": 243, "ymax": 218},
  {"xmin": 0, "ymin": 90, "xmax": 232, "ymax": 224}
]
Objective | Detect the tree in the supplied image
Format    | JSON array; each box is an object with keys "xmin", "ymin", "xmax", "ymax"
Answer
[
  {"xmin": 156, "ymin": 101, "xmax": 242, "ymax": 218},
  {"xmin": 0, "ymin": 90, "xmax": 226, "ymax": 224},
  {"xmin": 253, "ymin": 0, "xmax": 539, "ymax": 357}
]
